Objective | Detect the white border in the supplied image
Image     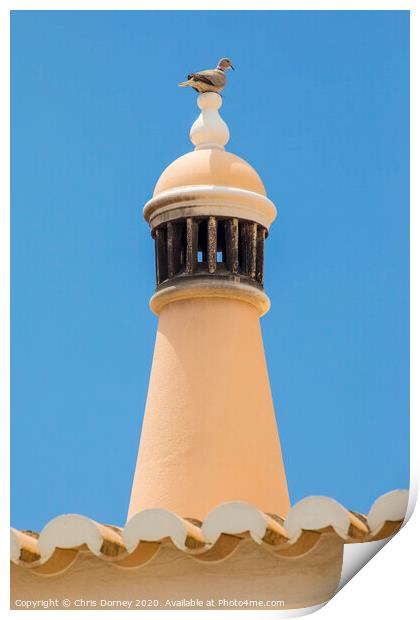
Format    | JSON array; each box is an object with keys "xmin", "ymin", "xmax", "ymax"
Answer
[{"xmin": 2, "ymin": 2, "xmax": 417, "ymax": 619}]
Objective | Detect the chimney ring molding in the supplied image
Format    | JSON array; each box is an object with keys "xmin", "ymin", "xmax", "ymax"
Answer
[
  {"xmin": 143, "ymin": 185, "xmax": 277, "ymax": 230},
  {"xmin": 149, "ymin": 277, "xmax": 270, "ymax": 317}
]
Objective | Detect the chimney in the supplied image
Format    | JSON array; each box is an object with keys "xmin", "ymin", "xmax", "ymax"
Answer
[{"xmin": 128, "ymin": 92, "xmax": 290, "ymax": 520}]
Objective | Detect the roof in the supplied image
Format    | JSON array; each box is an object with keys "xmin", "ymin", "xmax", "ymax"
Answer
[{"xmin": 11, "ymin": 490, "xmax": 408, "ymax": 576}]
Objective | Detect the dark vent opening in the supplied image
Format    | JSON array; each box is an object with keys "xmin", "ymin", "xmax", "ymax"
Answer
[
  {"xmin": 197, "ymin": 220, "xmax": 208, "ymax": 267},
  {"xmin": 217, "ymin": 219, "xmax": 227, "ymax": 266},
  {"xmin": 238, "ymin": 221, "xmax": 245, "ymax": 273},
  {"xmin": 152, "ymin": 216, "xmax": 266, "ymax": 289},
  {"xmin": 155, "ymin": 226, "xmax": 168, "ymax": 285}
]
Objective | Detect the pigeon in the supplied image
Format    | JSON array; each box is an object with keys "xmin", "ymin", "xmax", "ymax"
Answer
[{"xmin": 178, "ymin": 58, "xmax": 235, "ymax": 94}]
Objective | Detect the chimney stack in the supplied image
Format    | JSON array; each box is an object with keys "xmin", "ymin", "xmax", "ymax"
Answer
[{"xmin": 128, "ymin": 93, "xmax": 290, "ymax": 520}]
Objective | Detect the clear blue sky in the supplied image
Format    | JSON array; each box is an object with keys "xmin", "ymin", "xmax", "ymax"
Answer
[{"xmin": 11, "ymin": 10, "xmax": 409, "ymax": 530}]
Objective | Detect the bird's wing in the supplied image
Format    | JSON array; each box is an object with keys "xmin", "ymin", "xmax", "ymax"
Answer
[{"xmin": 187, "ymin": 69, "xmax": 226, "ymax": 87}]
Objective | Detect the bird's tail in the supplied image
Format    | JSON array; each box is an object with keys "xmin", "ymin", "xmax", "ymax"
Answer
[{"xmin": 178, "ymin": 80, "xmax": 191, "ymax": 87}]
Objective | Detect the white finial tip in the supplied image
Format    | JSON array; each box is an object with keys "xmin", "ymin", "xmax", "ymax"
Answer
[
  {"xmin": 190, "ymin": 92, "xmax": 230, "ymax": 151},
  {"xmin": 197, "ymin": 92, "xmax": 222, "ymax": 111}
]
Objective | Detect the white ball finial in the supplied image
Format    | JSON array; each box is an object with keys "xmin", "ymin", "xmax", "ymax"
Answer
[{"xmin": 190, "ymin": 92, "xmax": 230, "ymax": 151}]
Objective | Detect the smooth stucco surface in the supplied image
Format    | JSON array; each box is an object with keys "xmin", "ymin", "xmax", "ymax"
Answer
[
  {"xmin": 11, "ymin": 535, "xmax": 344, "ymax": 610},
  {"xmin": 128, "ymin": 296, "xmax": 290, "ymax": 520},
  {"xmin": 153, "ymin": 148, "xmax": 267, "ymax": 197}
]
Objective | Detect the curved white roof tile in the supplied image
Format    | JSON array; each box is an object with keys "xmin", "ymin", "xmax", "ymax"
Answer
[
  {"xmin": 202, "ymin": 501, "xmax": 287, "ymax": 544},
  {"xmin": 284, "ymin": 496, "xmax": 353, "ymax": 541},
  {"xmin": 124, "ymin": 508, "xmax": 206, "ymax": 551},
  {"xmin": 367, "ymin": 489, "xmax": 409, "ymax": 535},
  {"xmin": 38, "ymin": 514, "xmax": 125, "ymax": 559},
  {"xmin": 10, "ymin": 489, "xmax": 408, "ymax": 573}
]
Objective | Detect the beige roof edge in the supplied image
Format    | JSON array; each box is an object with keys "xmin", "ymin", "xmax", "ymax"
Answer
[{"xmin": 10, "ymin": 490, "xmax": 409, "ymax": 573}]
